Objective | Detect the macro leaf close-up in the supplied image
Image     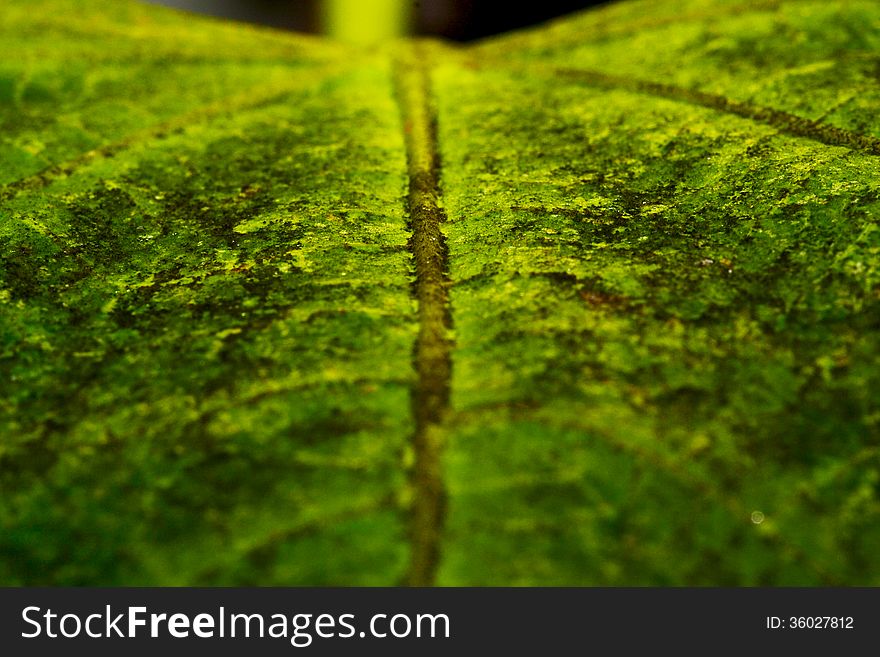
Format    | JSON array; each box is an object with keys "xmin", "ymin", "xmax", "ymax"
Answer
[{"xmin": 1, "ymin": 0, "xmax": 879, "ymax": 586}]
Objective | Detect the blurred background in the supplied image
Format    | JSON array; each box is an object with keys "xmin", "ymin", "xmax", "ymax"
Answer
[{"xmin": 144, "ymin": 0, "xmax": 610, "ymax": 42}]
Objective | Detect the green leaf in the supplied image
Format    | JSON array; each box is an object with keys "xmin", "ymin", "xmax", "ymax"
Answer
[{"xmin": 2, "ymin": 0, "xmax": 879, "ymax": 585}]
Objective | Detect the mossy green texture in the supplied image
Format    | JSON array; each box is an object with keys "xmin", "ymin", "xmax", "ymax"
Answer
[
  {"xmin": 436, "ymin": 0, "xmax": 880, "ymax": 584},
  {"xmin": 1, "ymin": 0, "xmax": 879, "ymax": 585},
  {"xmin": 1, "ymin": 1, "xmax": 413, "ymax": 584}
]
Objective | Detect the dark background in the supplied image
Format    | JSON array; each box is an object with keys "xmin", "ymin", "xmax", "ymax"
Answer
[{"xmin": 144, "ymin": 0, "xmax": 610, "ymax": 41}]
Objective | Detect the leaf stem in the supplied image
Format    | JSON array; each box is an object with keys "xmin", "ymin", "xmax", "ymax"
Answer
[{"xmin": 322, "ymin": 0, "xmax": 411, "ymax": 44}]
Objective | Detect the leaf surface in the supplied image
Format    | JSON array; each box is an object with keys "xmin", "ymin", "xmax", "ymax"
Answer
[{"xmin": 1, "ymin": 0, "xmax": 878, "ymax": 585}]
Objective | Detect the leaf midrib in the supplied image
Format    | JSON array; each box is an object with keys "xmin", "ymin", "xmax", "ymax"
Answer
[{"xmin": 393, "ymin": 43, "xmax": 452, "ymax": 587}]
